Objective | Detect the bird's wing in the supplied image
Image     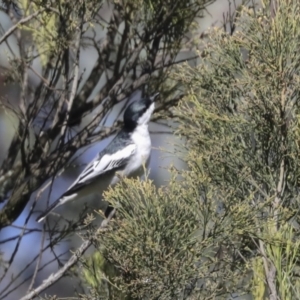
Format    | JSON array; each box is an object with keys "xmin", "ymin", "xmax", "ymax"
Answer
[
  {"xmin": 36, "ymin": 143, "xmax": 136, "ymax": 223},
  {"xmin": 63, "ymin": 143, "xmax": 136, "ymax": 195}
]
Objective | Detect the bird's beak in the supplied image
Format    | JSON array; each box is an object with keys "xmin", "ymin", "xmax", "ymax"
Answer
[{"xmin": 150, "ymin": 92, "xmax": 160, "ymax": 102}]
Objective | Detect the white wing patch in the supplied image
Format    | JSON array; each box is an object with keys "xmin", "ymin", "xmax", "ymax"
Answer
[{"xmin": 70, "ymin": 144, "xmax": 136, "ymax": 188}]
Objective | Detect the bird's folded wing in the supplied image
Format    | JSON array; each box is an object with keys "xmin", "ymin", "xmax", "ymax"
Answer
[{"xmin": 63, "ymin": 143, "xmax": 136, "ymax": 195}]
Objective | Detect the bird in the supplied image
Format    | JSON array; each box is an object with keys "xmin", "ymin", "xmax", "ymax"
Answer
[{"xmin": 36, "ymin": 93, "xmax": 159, "ymax": 223}]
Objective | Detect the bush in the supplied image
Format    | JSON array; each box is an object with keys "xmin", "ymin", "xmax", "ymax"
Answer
[{"xmin": 83, "ymin": 1, "xmax": 300, "ymax": 299}]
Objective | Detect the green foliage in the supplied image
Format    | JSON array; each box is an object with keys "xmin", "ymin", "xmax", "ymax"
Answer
[
  {"xmin": 19, "ymin": 0, "xmax": 103, "ymax": 65},
  {"xmin": 82, "ymin": 251, "xmax": 124, "ymax": 299},
  {"xmin": 265, "ymin": 223, "xmax": 300, "ymax": 299},
  {"xmin": 0, "ymin": 0, "xmax": 219, "ymax": 298},
  {"xmin": 83, "ymin": 171, "xmax": 251, "ymax": 299},
  {"xmin": 251, "ymin": 256, "xmax": 266, "ymax": 299},
  {"xmin": 102, "ymin": 176, "xmax": 214, "ymax": 299},
  {"xmin": 83, "ymin": 1, "xmax": 300, "ymax": 299},
  {"xmin": 15, "ymin": 0, "xmax": 210, "ymax": 66},
  {"xmin": 173, "ymin": 0, "xmax": 300, "ymax": 298}
]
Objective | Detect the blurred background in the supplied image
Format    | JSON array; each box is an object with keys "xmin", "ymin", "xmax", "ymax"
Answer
[{"xmin": 0, "ymin": 1, "xmax": 249, "ymax": 298}]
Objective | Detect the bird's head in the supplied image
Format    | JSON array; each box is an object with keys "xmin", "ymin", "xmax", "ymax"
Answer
[{"xmin": 123, "ymin": 93, "xmax": 159, "ymax": 130}]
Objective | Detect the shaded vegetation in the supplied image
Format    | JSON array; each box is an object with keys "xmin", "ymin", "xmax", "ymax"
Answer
[{"xmin": 83, "ymin": 1, "xmax": 300, "ymax": 299}]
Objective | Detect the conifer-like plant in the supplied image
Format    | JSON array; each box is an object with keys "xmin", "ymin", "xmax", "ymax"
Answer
[{"xmin": 83, "ymin": 1, "xmax": 300, "ymax": 299}]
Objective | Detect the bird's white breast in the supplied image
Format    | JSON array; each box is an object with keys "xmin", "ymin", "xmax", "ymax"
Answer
[{"xmin": 123, "ymin": 124, "xmax": 152, "ymax": 177}]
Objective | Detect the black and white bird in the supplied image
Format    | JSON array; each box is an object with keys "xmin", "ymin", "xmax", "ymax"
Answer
[{"xmin": 36, "ymin": 93, "xmax": 159, "ymax": 223}]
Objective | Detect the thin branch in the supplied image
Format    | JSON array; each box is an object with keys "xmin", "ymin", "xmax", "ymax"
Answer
[
  {"xmin": 27, "ymin": 227, "xmax": 46, "ymax": 292},
  {"xmin": 273, "ymin": 159, "xmax": 285, "ymax": 228},
  {"xmin": 259, "ymin": 239, "xmax": 278, "ymax": 300},
  {"xmin": 0, "ymin": 9, "xmax": 46, "ymax": 45},
  {"xmin": 20, "ymin": 211, "xmax": 115, "ymax": 300},
  {"xmin": 0, "ymin": 250, "xmax": 70, "ymax": 300},
  {"xmin": 59, "ymin": 30, "xmax": 82, "ymax": 141}
]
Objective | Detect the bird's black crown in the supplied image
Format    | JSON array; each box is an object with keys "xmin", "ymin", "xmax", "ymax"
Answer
[{"xmin": 123, "ymin": 93, "xmax": 158, "ymax": 130}]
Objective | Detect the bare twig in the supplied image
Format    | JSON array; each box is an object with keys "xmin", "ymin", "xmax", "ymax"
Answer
[
  {"xmin": 259, "ymin": 240, "xmax": 278, "ymax": 300},
  {"xmin": 59, "ymin": 30, "xmax": 82, "ymax": 141},
  {"xmin": 0, "ymin": 9, "xmax": 45, "ymax": 45},
  {"xmin": 20, "ymin": 210, "xmax": 115, "ymax": 300},
  {"xmin": 27, "ymin": 227, "xmax": 46, "ymax": 292}
]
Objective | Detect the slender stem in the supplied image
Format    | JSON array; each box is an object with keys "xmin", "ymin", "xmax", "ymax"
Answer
[{"xmin": 0, "ymin": 9, "xmax": 46, "ymax": 45}]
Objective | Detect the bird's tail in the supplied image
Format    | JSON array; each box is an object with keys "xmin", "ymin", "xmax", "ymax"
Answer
[{"xmin": 36, "ymin": 198, "xmax": 63, "ymax": 223}]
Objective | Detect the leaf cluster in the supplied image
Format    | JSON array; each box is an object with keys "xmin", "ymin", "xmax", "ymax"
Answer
[
  {"xmin": 83, "ymin": 1, "xmax": 300, "ymax": 299},
  {"xmin": 0, "ymin": 0, "xmax": 217, "ymax": 299}
]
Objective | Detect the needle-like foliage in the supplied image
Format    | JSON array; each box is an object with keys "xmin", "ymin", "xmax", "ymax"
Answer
[
  {"xmin": 0, "ymin": 0, "xmax": 216, "ymax": 298},
  {"xmin": 83, "ymin": 1, "xmax": 300, "ymax": 299}
]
